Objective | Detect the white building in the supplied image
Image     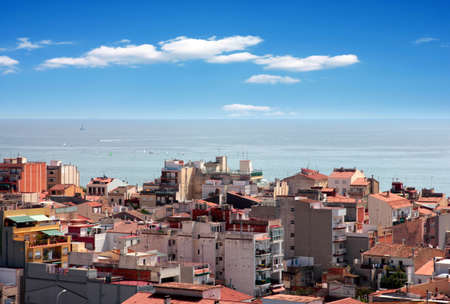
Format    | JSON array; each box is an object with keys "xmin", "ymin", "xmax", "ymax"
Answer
[{"xmin": 224, "ymin": 225, "xmax": 284, "ymax": 297}]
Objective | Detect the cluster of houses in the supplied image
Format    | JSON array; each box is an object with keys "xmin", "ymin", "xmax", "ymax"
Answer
[{"xmin": 0, "ymin": 155, "xmax": 449, "ymax": 304}]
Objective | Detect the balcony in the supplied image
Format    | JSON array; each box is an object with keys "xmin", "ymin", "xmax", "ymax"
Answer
[
  {"xmin": 333, "ymin": 223, "xmax": 346, "ymax": 230},
  {"xmin": 333, "ymin": 235, "xmax": 346, "ymax": 242},
  {"xmin": 28, "ymin": 236, "xmax": 70, "ymax": 248},
  {"xmin": 13, "ymin": 224, "xmax": 60, "ymax": 235},
  {"xmin": 333, "ymin": 248, "xmax": 346, "ymax": 256},
  {"xmin": 256, "ymin": 264, "xmax": 272, "ymax": 271},
  {"xmin": 255, "ymin": 249, "xmax": 270, "ymax": 256},
  {"xmin": 255, "ymin": 278, "xmax": 271, "ymax": 286}
]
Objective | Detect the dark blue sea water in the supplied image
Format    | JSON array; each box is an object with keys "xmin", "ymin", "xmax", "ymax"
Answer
[{"xmin": 1, "ymin": 119, "xmax": 450, "ymax": 194}]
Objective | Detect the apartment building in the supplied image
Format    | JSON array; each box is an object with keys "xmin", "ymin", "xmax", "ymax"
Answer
[
  {"xmin": 108, "ymin": 185, "xmax": 138, "ymax": 205},
  {"xmin": 224, "ymin": 224, "xmax": 284, "ymax": 297},
  {"xmin": 328, "ymin": 168, "xmax": 365, "ymax": 196},
  {"xmin": 283, "ymin": 168, "xmax": 328, "ymax": 195},
  {"xmin": 368, "ymin": 192, "xmax": 413, "ymax": 227},
  {"xmin": 278, "ymin": 196, "xmax": 348, "ymax": 268},
  {"xmin": 86, "ymin": 176, "xmax": 127, "ymax": 196},
  {"xmin": 47, "ymin": 160, "xmax": 80, "ymax": 190},
  {"xmin": 0, "ymin": 157, "xmax": 47, "ymax": 193},
  {"xmin": 0, "ymin": 208, "xmax": 71, "ymax": 268}
]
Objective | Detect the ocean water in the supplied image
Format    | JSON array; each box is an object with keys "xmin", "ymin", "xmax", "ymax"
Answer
[{"xmin": 1, "ymin": 119, "xmax": 450, "ymax": 194}]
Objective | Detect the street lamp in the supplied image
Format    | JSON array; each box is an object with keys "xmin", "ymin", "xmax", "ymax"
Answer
[{"xmin": 56, "ymin": 289, "xmax": 67, "ymax": 304}]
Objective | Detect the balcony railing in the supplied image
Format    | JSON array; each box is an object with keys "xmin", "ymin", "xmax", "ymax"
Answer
[
  {"xmin": 333, "ymin": 223, "xmax": 346, "ymax": 229},
  {"xmin": 255, "ymin": 278, "xmax": 271, "ymax": 285},
  {"xmin": 333, "ymin": 235, "xmax": 346, "ymax": 242},
  {"xmin": 28, "ymin": 237, "xmax": 69, "ymax": 248},
  {"xmin": 333, "ymin": 248, "xmax": 346, "ymax": 256}
]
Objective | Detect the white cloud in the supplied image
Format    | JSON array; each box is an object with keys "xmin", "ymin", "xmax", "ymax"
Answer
[
  {"xmin": 254, "ymin": 54, "xmax": 359, "ymax": 72},
  {"xmin": 159, "ymin": 35, "xmax": 262, "ymax": 60},
  {"xmin": 16, "ymin": 37, "xmax": 73, "ymax": 50},
  {"xmin": 0, "ymin": 56, "xmax": 18, "ymax": 66},
  {"xmin": 207, "ymin": 52, "xmax": 259, "ymax": 63},
  {"xmin": 38, "ymin": 35, "xmax": 263, "ymax": 69},
  {"xmin": 245, "ymin": 74, "xmax": 300, "ymax": 84},
  {"xmin": 222, "ymin": 103, "xmax": 297, "ymax": 117},
  {"xmin": 414, "ymin": 37, "xmax": 439, "ymax": 45},
  {"xmin": 222, "ymin": 104, "xmax": 271, "ymax": 112},
  {"xmin": 0, "ymin": 55, "xmax": 19, "ymax": 75},
  {"xmin": 38, "ymin": 44, "xmax": 165, "ymax": 69},
  {"xmin": 117, "ymin": 39, "xmax": 131, "ymax": 44},
  {"xmin": 17, "ymin": 37, "xmax": 42, "ymax": 50},
  {"xmin": 37, "ymin": 35, "xmax": 360, "ymax": 75}
]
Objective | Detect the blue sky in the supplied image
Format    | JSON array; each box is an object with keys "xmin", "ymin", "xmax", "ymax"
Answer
[{"xmin": 1, "ymin": 0, "xmax": 450, "ymax": 119}]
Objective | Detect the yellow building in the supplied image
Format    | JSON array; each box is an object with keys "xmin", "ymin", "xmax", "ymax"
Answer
[{"xmin": 0, "ymin": 208, "xmax": 71, "ymax": 268}]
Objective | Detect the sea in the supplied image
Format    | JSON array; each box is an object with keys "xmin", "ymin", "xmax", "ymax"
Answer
[{"xmin": 1, "ymin": 119, "xmax": 450, "ymax": 194}]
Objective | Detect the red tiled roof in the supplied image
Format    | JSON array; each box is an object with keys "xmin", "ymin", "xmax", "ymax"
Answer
[
  {"xmin": 327, "ymin": 195, "xmax": 356, "ymax": 204},
  {"xmin": 329, "ymin": 171, "xmax": 356, "ymax": 179},
  {"xmin": 218, "ymin": 286, "xmax": 253, "ymax": 302},
  {"xmin": 370, "ymin": 192, "xmax": 412, "ymax": 209},
  {"xmin": 263, "ymin": 294, "xmax": 322, "ymax": 303},
  {"xmin": 362, "ymin": 243, "xmax": 414, "ymax": 258},
  {"xmin": 414, "ymin": 259, "xmax": 434, "ymax": 276},
  {"xmin": 351, "ymin": 178, "xmax": 369, "ymax": 186},
  {"xmin": 418, "ymin": 207, "xmax": 436, "ymax": 217},
  {"xmin": 327, "ymin": 298, "xmax": 364, "ymax": 304},
  {"xmin": 81, "ymin": 201, "xmax": 103, "ymax": 207},
  {"xmin": 49, "ymin": 184, "xmax": 73, "ymax": 191}
]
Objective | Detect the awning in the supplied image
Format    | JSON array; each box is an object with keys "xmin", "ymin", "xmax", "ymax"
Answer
[
  {"xmin": 7, "ymin": 215, "xmax": 36, "ymax": 223},
  {"xmin": 42, "ymin": 229, "xmax": 65, "ymax": 236},
  {"xmin": 29, "ymin": 215, "xmax": 51, "ymax": 222}
]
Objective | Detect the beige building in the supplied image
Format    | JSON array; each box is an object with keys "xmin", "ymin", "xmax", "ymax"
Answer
[
  {"xmin": 368, "ymin": 192, "xmax": 413, "ymax": 228},
  {"xmin": 108, "ymin": 185, "xmax": 138, "ymax": 205},
  {"xmin": 328, "ymin": 168, "xmax": 365, "ymax": 196},
  {"xmin": 47, "ymin": 160, "xmax": 80, "ymax": 190},
  {"xmin": 283, "ymin": 168, "xmax": 328, "ymax": 195}
]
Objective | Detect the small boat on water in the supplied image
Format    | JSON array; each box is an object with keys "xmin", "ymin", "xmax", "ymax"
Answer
[{"xmin": 80, "ymin": 124, "xmax": 86, "ymax": 131}]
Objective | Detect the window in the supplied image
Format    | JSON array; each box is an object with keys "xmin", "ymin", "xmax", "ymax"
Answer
[
  {"xmin": 290, "ymin": 220, "xmax": 295, "ymax": 225},
  {"xmin": 62, "ymin": 247, "xmax": 68, "ymax": 255},
  {"xmin": 28, "ymin": 250, "xmax": 33, "ymax": 260},
  {"xmin": 290, "ymin": 208, "xmax": 295, "ymax": 212},
  {"xmin": 34, "ymin": 250, "xmax": 41, "ymax": 259},
  {"xmin": 290, "ymin": 246, "xmax": 295, "ymax": 251},
  {"xmin": 197, "ymin": 249, "xmax": 200, "ymax": 255},
  {"xmin": 290, "ymin": 233, "xmax": 295, "ymax": 238}
]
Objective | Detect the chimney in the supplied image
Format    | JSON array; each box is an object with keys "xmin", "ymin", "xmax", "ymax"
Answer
[{"xmin": 164, "ymin": 295, "xmax": 171, "ymax": 304}]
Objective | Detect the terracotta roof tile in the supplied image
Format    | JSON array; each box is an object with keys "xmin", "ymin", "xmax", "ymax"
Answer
[
  {"xmin": 327, "ymin": 298, "xmax": 364, "ymax": 304},
  {"xmin": 370, "ymin": 192, "xmax": 412, "ymax": 209},
  {"xmin": 414, "ymin": 259, "xmax": 434, "ymax": 276},
  {"xmin": 351, "ymin": 178, "xmax": 369, "ymax": 186}
]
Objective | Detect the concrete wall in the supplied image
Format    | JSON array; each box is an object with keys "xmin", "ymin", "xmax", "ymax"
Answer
[
  {"xmin": 278, "ymin": 197, "xmax": 333, "ymax": 268},
  {"xmin": 368, "ymin": 196, "xmax": 392, "ymax": 227},
  {"xmin": 224, "ymin": 234, "xmax": 255, "ymax": 296},
  {"xmin": 345, "ymin": 233, "xmax": 369, "ymax": 266},
  {"xmin": 24, "ymin": 263, "xmax": 138, "ymax": 304},
  {"xmin": 438, "ymin": 213, "xmax": 450, "ymax": 250}
]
